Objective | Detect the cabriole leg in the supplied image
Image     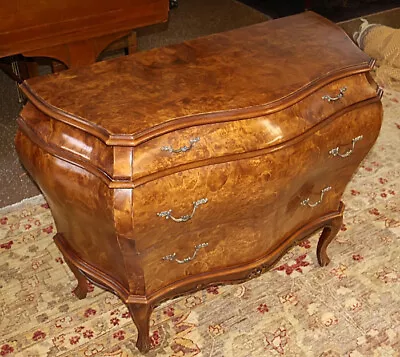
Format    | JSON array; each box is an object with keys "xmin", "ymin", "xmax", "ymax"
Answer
[
  {"xmin": 316, "ymin": 212, "xmax": 343, "ymax": 267},
  {"xmin": 64, "ymin": 257, "xmax": 89, "ymax": 299},
  {"xmin": 53, "ymin": 233, "xmax": 89, "ymax": 299},
  {"xmin": 127, "ymin": 303, "xmax": 153, "ymax": 353}
]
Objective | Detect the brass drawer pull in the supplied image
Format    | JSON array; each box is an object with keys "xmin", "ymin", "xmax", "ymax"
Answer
[
  {"xmin": 162, "ymin": 243, "xmax": 209, "ymax": 264},
  {"xmin": 301, "ymin": 186, "xmax": 332, "ymax": 208},
  {"xmin": 329, "ymin": 135, "xmax": 363, "ymax": 158},
  {"xmin": 157, "ymin": 198, "xmax": 208, "ymax": 222},
  {"xmin": 322, "ymin": 87, "xmax": 347, "ymax": 102},
  {"xmin": 161, "ymin": 137, "xmax": 200, "ymax": 154}
]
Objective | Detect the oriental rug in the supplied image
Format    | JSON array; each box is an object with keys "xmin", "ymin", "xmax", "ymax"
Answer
[{"xmin": 0, "ymin": 90, "xmax": 399, "ymax": 356}]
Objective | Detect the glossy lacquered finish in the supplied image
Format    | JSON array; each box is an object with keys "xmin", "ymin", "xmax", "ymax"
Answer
[
  {"xmin": 15, "ymin": 12, "xmax": 383, "ymax": 353},
  {"xmin": 0, "ymin": 0, "xmax": 168, "ymax": 68}
]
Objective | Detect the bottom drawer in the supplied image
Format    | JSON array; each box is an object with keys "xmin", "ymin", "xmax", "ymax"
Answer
[{"xmin": 140, "ymin": 198, "xmax": 327, "ymax": 295}]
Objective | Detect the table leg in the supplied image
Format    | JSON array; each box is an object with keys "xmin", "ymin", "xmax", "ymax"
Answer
[
  {"xmin": 127, "ymin": 303, "xmax": 153, "ymax": 353},
  {"xmin": 64, "ymin": 257, "xmax": 89, "ymax": 299},
  {"xmin": 53, "ymin": 233, "xmax": 89, "ymax": 299},
  {"xmin": 316, "ymin": 205, "xmax": 344, "ymax": 267}
]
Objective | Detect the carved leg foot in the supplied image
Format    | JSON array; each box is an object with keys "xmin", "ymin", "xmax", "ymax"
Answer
[
  {"xmin": 317, "ymin": 208, "xmax": 344, "ymax": 267},
  {"xmin": 128, "ymin": 303, "xmax": 153, "ymax": 353},
  {"xmin": 64, "ymin": 258, "xmax": 89, "ymax": 299},
  {"xmin": 53, "ymin": 233, "xmax": 89, "ymax": 299}
]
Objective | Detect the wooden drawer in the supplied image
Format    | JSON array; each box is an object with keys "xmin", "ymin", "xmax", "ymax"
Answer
[
  {"xmin": 18, "ymin": 102, "xmax": 114, "ymax": 178},
  {"xmin": 132, "ymin": 101, "xmax": 382, "ymax": 253},
  {"xmin": 137, "ymin": 101, "xmax": 382, "ymax": 294},
  {"xmin": 132, "ymin": 73, "xmax": 377, "ymax": 181}
]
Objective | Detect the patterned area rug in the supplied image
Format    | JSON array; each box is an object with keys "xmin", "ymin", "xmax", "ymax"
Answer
[{"xmin": 1, "ymin": 90, "xmax": 399, "ymax": 357}]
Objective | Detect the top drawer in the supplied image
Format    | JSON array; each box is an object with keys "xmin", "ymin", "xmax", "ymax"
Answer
[{"xmin": 132, "ymin": 73, "xmax": 377, "ymax": 182}]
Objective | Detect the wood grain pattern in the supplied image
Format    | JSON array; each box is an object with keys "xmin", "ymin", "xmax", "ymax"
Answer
[
  {"xmin": 20, "ymin": 12, "xmax": 373, "ymax": 144},
  {"xmin": 18, "ymin": 102, "xmax": 114, "ymax": 178},
  {"xmin": 18, "ymin": 74, "xmax": 378, "ymax": 187},
  {"xmin": 14, "ymin": 12, "xmax": 384, "ymax": 354},
  {"xmin": 15, "ymin": 131, "xmax": 129, "ymax": 290},
  {"xmin": 132, "ymin": 73, "xmax": 377, "ymax": 180},
  {"xmin": 133, "ymin": 102, "xmax": 382, "ymax": 294}
]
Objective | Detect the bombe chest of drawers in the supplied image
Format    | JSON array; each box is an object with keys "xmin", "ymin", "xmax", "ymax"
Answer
[{"xmin": 15, "ymin": 12, "xmax": 383, "ymax": 353}]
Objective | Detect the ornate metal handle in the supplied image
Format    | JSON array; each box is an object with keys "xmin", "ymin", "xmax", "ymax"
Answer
[
  {"xmin": 322, "ymin": 87, "xmax": 347, "ymax": 102},
  {"xmin": 301, "ymin": 186, "xmax": 332, "ymax": 208},
  {"xmin": 329, "ymin": 135, "xmax": 363, "ymax": 158},
  {"xmin": 162, "ymin": 243, "xmax": 209, "ymax": 264},
  {"xmin": 157, "ymin": 198, "xmax": 208, "ymax": 222},
  {"xmin": 161, "ymin": 137, "xmax": 200, "ymax": 154}
]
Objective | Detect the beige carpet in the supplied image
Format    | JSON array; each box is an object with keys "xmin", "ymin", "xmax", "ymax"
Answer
[{"xmin": 0, "ymin": 89, "xmax": 399, "ymax": 356}]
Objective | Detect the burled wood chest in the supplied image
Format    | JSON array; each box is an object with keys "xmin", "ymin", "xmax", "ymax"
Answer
[{"xmin": 15, "ymin": 11, "xmax": 383, "ymax": 353}]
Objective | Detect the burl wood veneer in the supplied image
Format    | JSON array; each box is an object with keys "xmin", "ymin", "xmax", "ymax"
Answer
[{"xmin": 15, "ymin": 12, "xmax": 383, "ymax": 353}]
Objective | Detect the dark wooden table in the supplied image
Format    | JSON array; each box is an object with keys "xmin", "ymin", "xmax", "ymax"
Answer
[{"xmin": 0, "ymin": 0, "xmax": 169, "ymax": 70}]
